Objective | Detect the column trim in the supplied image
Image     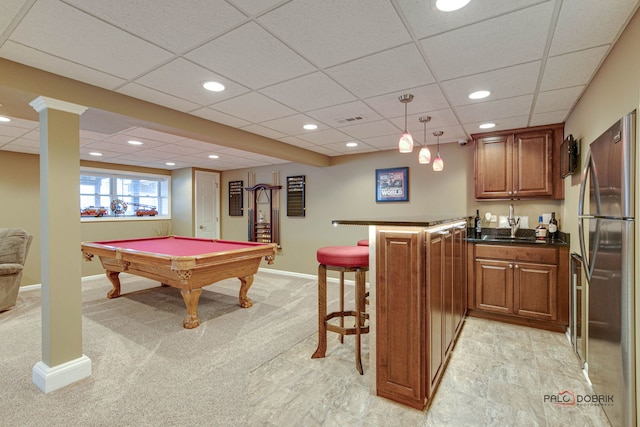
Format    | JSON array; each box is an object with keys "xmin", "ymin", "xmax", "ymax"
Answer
[
  {"xmin": 29, "ymin": 96, "xmax": 87, "ymax": 115},
  {"xmin": 32, "ymin": 355, "xmax": 92, "ymax": 393}
]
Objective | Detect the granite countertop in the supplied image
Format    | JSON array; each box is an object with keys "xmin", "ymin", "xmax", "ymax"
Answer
[
  {"xmin": 332, "ymin": 216, "xmax": 467, "ymax": 227},
  {"xmin": 467, "ymin": 228, "xmax": 569, "ymax": 247}
]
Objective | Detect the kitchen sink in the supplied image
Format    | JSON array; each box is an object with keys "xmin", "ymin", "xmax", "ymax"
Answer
[{"xmin": 482, "ymin": 235, "xmax": 537, "ymax": 242}]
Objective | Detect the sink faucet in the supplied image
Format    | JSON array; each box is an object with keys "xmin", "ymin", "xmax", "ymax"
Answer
[{"xmin": 508, "ymin": 204, "xmax": 520, "ymax": 238}]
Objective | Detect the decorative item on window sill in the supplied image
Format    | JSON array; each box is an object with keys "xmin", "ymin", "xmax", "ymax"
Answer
[
  {"xmin": 418, "ymin": 116, "xmax": 431, "ymax": 164},
  {"xmin": 432, "ymin": 131, "xmax": 444, "ymax": 172},
  {"xmin": 398, "ymin": 94, "xmax": 414, "ymax": 153}
]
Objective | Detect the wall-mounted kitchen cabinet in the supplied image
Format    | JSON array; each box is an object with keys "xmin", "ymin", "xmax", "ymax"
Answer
[{"xmin": 473, "ymin": 124, "xmax": 564, "ymax": 200}]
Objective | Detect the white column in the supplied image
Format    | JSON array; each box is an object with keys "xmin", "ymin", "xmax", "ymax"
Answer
[{"xmin": 29, "ymin": 96, "xmax": 91, "ymax": 393}]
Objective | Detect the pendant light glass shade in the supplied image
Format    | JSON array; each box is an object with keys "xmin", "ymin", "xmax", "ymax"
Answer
[
  {"xmin": 419, "ymin": 146, "xmax": 431, "ymax": 164},
  {"xmin": 432, "ymin": 131, "xmax": 444, "ymax": 172},
  {"xmin": 398, "ymin": 94, "xmax": 414, "ymax": 153},
  {"xmin": 399, "ymin": 131, "xmax": 414, "ymax": 153},
  {"xmin": 418, "ymin": 116, "xmax": 431, "ymax": 164}
]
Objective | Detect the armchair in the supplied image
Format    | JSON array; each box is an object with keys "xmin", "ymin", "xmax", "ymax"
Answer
[{"xmin": 0, "ymin": 228, "xmax": 33, "ymax": 311}]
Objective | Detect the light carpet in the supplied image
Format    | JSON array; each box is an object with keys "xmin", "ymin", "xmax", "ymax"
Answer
[{"xmin": 0, "ymin": 271, "xmax": 323, "ymax": 426}]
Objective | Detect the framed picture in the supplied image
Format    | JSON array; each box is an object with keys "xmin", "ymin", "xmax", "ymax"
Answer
[{"xmin": 375, "ymin": 167, "xmax": 409, "ymax": 202}]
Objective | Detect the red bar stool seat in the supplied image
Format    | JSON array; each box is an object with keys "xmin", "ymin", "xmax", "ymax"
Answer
[
  {"xmin": 312, "ymin": 245, "xmax": 369, "ymax": 374},
  {"xmin": 357, "ymin": 239, "xmax": 369, "ymax": 246}
]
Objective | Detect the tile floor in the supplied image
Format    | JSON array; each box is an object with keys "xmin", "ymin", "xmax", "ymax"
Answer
[{"xmin": 247, "ymin": 317, "xmax": 611, "ymax": 426}]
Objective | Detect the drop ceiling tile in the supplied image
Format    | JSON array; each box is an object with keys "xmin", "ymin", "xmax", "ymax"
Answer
[
  {"xmin": 8, "ymin": 0, "xmax": 173, "ymax": 79},
  {"xmin": 0, "ymin": 116, "xmax": 38, "ymax": 129},
  {"xmin": 174, "ymin": 139, "xmax": 224, "ymax": 152},
  {"xmin": 398, "ymin": 0, "xmax": 546, "ymax": 39},
  {"xmin": 0, "ymin": 135, "xmax": 13, "ymax": 146},
  {"xmin": 326, "ymin": 44, "xmax": 434, "ymax": 99},
  {"xmin": 210, "ymin": 92, "xmax": 296, "ymax": 123},
  {"xmin": 391, "ymin": 109, "xmax": 459, "ymax": 133},
  {"xmin": 530, "ymin": 110, "xmax": 569, "ymax": 126},
  {"xmin": 301, "ymin": 145, "xmax": 342, "ymax": 156},
  {"xmin": 549, "ymin": 0, "xmax": 640, "ymax": 55},
  {"xmin": 186, "ymin": 22, "xmax": 315, "ymax": 90},
  {"xmin": 259, "ymin": 72, "xmax": 356, "ymax": 112},
  {"xmin": 322, "ymin": 141, "xmax": 377, "ymax": 154},
  {"xmin": 1, "ymin": 41, "xmax": 127, "ymax": 90},
  {"xmin": 121, "ymin": 128, "xmax": 186, "ymax": 143},
  {"xmin": 135, "ymin": 58, "xmax": 249, "ymax": 106},
  {"xmin": 189, "ymin": 108, "xmax": 252, "ymax": 128},
  {"xmin": 117, "ymin": 83, "xmax": 201, "ymax": 113},
  {"xmin": 457, "ymin": 95, "xmax": 534, "ymax": 124},
  {"xmin": 534, "ymin": 86, "xmax": 584, "ymax": 114},
  {"xmin": 295, "ymin": 129, "xmax": 353, "ymax": 145},
  {"xmin": 0, "ymin": 0, "xmax": 24, "ymax": 33},
  {"xmin": 421, "ymin": 2, "xmax": 553, "ymax": 80},
  {"xmin": 258, "ymin": 113, "xmax": 325, "ymax": 135},
  {"xmin": 2, "ymin": 145, "xmax": 39, "ymax": 155},
  {"xmin": 6, "ymin": 136, "xmax": 38, "ymax": 148},
  {"xmin": 341, "ymin": 120, "xmax": 399, "ymax": 140},
  {"xmin": 361, "ymin": 134, "xmax": 400, "ymax": 150},
  {"xmin": 441, "ymin": 62, "xmax": 541, "ymax": 106},
  {"xmin": 0, "ymin": 123, "xmax": 33, "ymax": 137},
  {"xmin": 464, "ymin": 116, "xmax": 530, "ymax": 134},
  {"xmin": 153, "ymin": 143, "xmax": 206, "ymax": 156},
  {"xmin": 65, "ymin": 0, "xmax": 246, "ymax": 54},
  {"xmin": 258, "ymin": 0, "xmax": 411, "ymax": 68},
  {"xmin": 540, "ymin": 46, "xmax": 609, "ymax": 91},
  {"xmin": 306, "ymin": 101, "xmax": 383, "ymax": 128},
  {"xmin": 364, "ymin": 84, "xmax": 449, "ymax": 119},
  {"xmin": 81, "ymin": 140, "xmax": 141, "ymax": 154},
  {"xmin": 227, "ymin": 0, "xmax": 284, "ymax": 16}
]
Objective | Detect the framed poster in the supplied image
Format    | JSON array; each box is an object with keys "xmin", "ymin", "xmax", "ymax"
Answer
[{"xmin": 375, "ymin": 167, "xmax": 409, "ymax": 202}]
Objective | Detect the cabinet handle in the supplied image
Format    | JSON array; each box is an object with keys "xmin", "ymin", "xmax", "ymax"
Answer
[
  {"xmin": 515, "ymin": 264, "xmax": 519, "ymax": 269},
  {"xmin": 508, "ymin": 191, "xmax": 512, "ymax": 195},
  {"xmin": 509, "ymin": 264, "xmax": 513, "ymax": 269}
]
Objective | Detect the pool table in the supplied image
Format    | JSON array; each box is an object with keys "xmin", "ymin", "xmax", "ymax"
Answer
[{"xmin": 81, "ymin": 236, "xmax": 277, "ymax": 329}]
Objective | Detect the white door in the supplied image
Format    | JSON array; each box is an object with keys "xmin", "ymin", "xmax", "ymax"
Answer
[{"xmin": 195, "ymin": 171, "xmax": 220, "ymax": 239}]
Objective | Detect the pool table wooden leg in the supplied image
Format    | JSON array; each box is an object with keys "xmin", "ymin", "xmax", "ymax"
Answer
[
  {"xmin": 105, "ymin": 270, "xmax": 121, "ymax": 299},
  {"xmin": 180, "ymin": 288, "xmax": 202, "ymax": 329},
  {"xmin": 238, "ymin": 275, "xmax": 254, "ymax": 308}
]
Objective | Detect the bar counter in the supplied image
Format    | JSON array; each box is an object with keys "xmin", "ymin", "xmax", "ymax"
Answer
[{"xmin": 332, "ymin": 216, "xmax": 467, "ymax": 409}]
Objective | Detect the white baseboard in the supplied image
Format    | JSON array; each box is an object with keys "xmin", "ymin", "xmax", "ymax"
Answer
[{"xmin": 32, "ymin": 354, "xmax": 92, "ymax": 393}]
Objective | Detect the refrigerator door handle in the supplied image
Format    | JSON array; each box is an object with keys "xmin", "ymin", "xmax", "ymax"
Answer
[{"xmin": 578, "ymin": 149, "xmax": 593, "ymax": 281}]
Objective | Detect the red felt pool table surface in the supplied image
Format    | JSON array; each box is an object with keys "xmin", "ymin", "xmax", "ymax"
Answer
[
  {"xmin": 91, "ymin": 236, "xmax": 267, "ymax": 257},
  {"xmin": 81, "ymin": 236, "xmax": 277, "ymax": 329}
]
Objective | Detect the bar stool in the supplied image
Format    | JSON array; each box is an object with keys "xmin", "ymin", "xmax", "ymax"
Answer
[
  {"xmin": 312, "ymin": 245, "xmax": 369, "ymax": 374},
  {"xmin": 357, "ymin": 239, "xmax": 369, "ymax": 246}
]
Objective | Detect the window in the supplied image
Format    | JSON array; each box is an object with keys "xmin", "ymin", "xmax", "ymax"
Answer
[{"xmin": 80, "ymin": 168, "xmax": 170, "ymax": 219}]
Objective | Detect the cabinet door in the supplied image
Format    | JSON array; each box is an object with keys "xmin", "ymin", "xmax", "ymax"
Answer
[
  {"xmin": 452, "ymin": 227, "xmax": 466, "ymax": 335},
  {"xmin": 475, "ymin": 135, "xmax": 513, "ymax": 199},
  {"xmin": 426, "ymin": 232, "xmax": 444, "ymax": 394},
  {"xmin": 513, "ymin": 130, "xmax": 553, "ymax": 198},
  {"xmin": 443, "ymin": 230, "xmax": 454, "ymax": 355},
  {"xmin": 376, "ymin": 228, "xmax": 425, "ymax": 407},
  {"xmin": 513, "ymin": 262, "xmax": 557, "ymax": 320},
  {"xmin": 475, "ymin": 259, "xmax": 513, "ymax": 314}
]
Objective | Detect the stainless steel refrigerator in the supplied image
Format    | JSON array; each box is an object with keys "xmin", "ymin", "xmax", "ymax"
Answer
[{"xmin": 579, "ymin": 110, "xmax": 636, "ymax": 427}]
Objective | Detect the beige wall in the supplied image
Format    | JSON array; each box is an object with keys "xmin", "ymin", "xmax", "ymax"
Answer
[{"xmin": 221, "ymin": 142, "xmax": 562, "ymax": 276}]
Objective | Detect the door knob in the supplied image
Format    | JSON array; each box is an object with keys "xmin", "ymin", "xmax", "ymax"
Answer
[{"xmin": 199, "ymin": 225, "xmax": 206, "ymax": 230}]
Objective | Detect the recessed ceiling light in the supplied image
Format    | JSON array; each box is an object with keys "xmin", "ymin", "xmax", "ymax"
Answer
[
  {"xmin": 479, "ymin": 123, "xmax": 496, "ymax": 129},
  {"xmin": 208, "ymin": 154, "xmax": 219, "ymax": 159},
  {"xmin": 468, "ymin": 90, "xmax": 491, "ymax": 100},
  {"xmin": 127, "ymin": 140, "xmax": 143, "ymax": 145},
  {"xmin": 0, "ymin": 116, "xmax": 10, "ymax": 122},
  {"xmin": 346, "ymin": 142, "xmax": 358, "ymax": 147},
  {"xmin": 303, "ymin": 124, "xmax": 318, "ymax": 130},
  {"xmin": 166, "ymin": 162, "xmax": 175, "ymax": 166},
  {"xmin": 203, "ymin": 81, "xmax": 225, "ymax": 92},
  {"xmin": 89, "ymin": 152, "xmax": 103, "ymax": 156},
  {"xmin": 435, "ymin": 0, "xmax": 471, "ymax": 12}
]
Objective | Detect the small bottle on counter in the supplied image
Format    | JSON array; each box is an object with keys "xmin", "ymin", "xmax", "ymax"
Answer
[
  {"xmin": 474, "ymin": 209, "xmax": 482, "ymax": 237},
  {"xmin": 548, "ymin": 212, "xmax": 558, "ymax": 240},
  {"xmin": 535, "ymin": 215, "xmax": 547, "ymax": 240}
]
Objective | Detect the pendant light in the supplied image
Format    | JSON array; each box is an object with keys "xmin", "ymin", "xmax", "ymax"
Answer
[
  {"xmin": 433, "ymin": 131, "xmax": 444, "ymax": 172},
  {"xmin": 398, "ymin": 94, "xmax": 414, "ymax": 153},
  {"xmin": 418, "ymin": 116, "xmax": 431, "ymax": 164}
]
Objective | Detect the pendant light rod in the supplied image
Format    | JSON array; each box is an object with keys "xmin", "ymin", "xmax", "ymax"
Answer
[
  {"xmin": 433, "ymin": 130, "xmax": 443, "ymax": 154},
  {"xmin": 398, "ymin": 94, "xmax": 415, "ymax": 153}
]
